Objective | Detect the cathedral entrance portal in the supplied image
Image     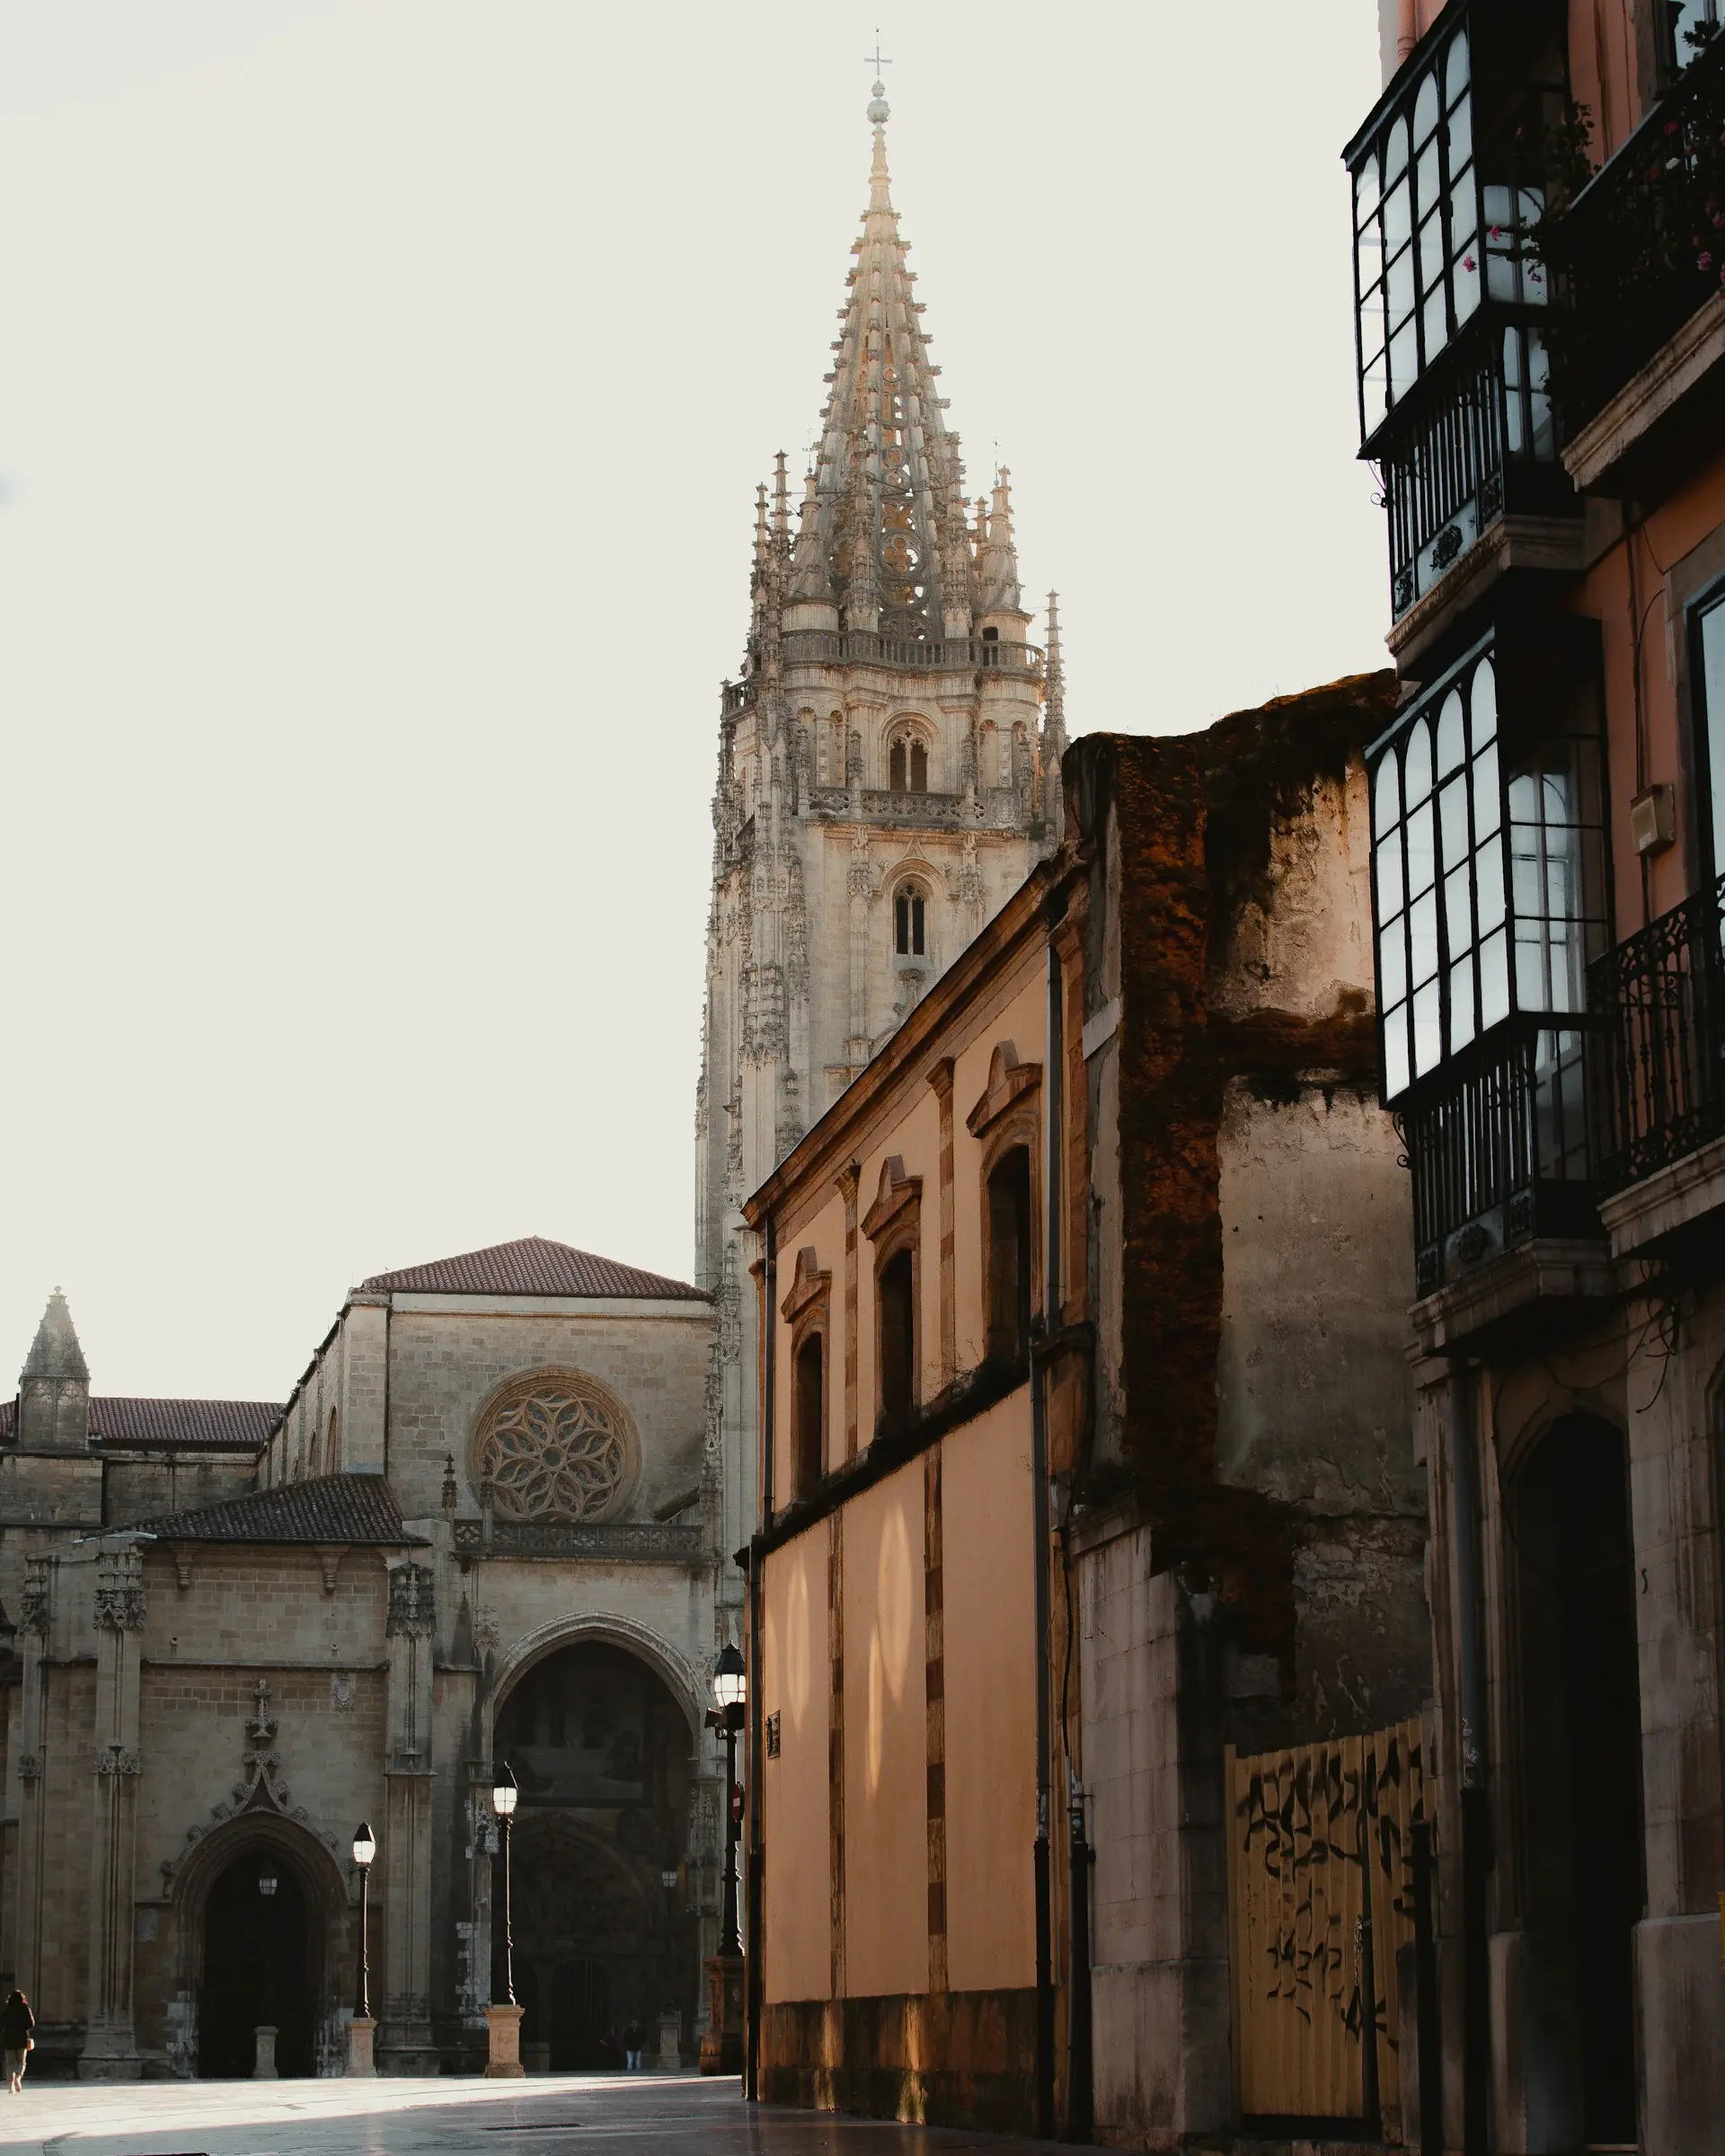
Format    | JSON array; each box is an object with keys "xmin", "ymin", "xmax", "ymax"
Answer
[
  {"xmin": 494, "ymin": 1640, "xmax": 697, "ymax": 2068},
  {"xmin": 199, "ymin": 1849, "xmax": 318, "ymax": 2078}
]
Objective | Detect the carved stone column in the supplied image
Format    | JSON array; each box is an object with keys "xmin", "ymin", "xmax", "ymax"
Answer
[
  {"xmin": 80, "ymin": 1545, "xmax": 145, "ymax": 2081},
  {"xmin": 7, "ymin": 1559, "xmax": 51, "ymax": 2004},
  {"xmin": 378, "ymin": 1560, "xmax": 438, "ymax": 2073}
]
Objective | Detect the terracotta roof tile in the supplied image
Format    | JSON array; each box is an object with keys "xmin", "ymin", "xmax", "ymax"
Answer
[
  {"xmin": 360, "ymin": 1234, "xmax": 704, "ymax": 1302},
  {"xmin": 0, "ymin": 1396, "xmax": 279, "ymax": 1453},
  {"xmin": 134, "ymin": 1471, "xmax": 414, "ymax": 1546}
]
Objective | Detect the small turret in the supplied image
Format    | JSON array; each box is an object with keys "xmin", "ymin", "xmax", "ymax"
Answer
[
  {"xmin": 17, "ymin": 1288, "xmax": 91, "ymax": 1452},
  {"xmin": 976, "ymin": 468, "xmax": 1025, "ymax": 623}
]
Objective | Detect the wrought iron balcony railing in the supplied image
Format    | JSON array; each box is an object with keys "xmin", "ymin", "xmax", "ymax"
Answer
[
  {"xmin": 1402, "ymin": 1014, "xmax": 1600, "ymax": 1297},
  {"xmin": 1588, "ymin": 870, "xmax": 1725, "ymax": 1194},
  {"xmin": 1539, "ymin": 30, "xmax": 1725, "ymax": 428}
]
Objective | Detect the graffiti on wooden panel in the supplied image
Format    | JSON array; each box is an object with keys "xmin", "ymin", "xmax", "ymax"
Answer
[{"xmin": 1225, "ymin": 1718, "xmax": 1426, "ymax": 2129}]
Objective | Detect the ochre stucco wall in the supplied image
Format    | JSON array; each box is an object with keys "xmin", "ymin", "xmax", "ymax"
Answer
[
  {"xmin": 760, "ymin": 1523, "xmax": 832, "ymax": 2004},
  {"xmin": 950, "ymin": 970, "xmax": 1047, "ymax": 1375},
  {"xmin": 941, "ymin": 1394, "xmax": 1037, "ymax": 1993},
  {"xmin": 841, "ymin": 1460, "xmax": 927, "ymax": 2001}
]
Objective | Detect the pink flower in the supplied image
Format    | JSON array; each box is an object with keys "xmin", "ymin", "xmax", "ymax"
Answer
[
  {"xmin": 1488, "ymin": 225, "xmax": 1502, "ymax": 239},
  {"xmin": 1463, "ymin": 254, "xmax": 1476, "ymax": 271},
  {"xmin": 1666, "ymin": 119, "xmax": 1680, "ymax": 135},
  {"xmin": 1703, "ymin": 252, "xmax": 1716, "ymax": 270}
]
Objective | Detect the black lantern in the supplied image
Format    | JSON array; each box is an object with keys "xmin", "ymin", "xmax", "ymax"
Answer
[
  {"xmin": 352, "ymin": 1821, "xmax": 376, "ymax": 2021},
  {"xmin": 492, "ymin": 1763, "xmax": 518, "ymax": 2008}
]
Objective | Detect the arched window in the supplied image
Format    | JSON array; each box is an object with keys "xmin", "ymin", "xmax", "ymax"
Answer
[
  {"xmin": 986, "ymin": 1147, "xmax": 1033, "ymax": 1361},
  {"xmin": 895, "ymin": 885, "xmax": 926, "ymax": 957},
  {"xmin": 792, "ymin": 1334, "xmax": 825, "ymax": 1498},
  {"xmin": 878, "ymin": 1250, "xmax": 916, "ymax": 1427},
  {"xmin": 889, "ymin": 730, "xmax": 928, "ymax": 793}
]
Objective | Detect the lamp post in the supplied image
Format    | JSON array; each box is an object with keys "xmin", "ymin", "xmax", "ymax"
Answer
[
  {"xmin": 253, "ymin": 1860, "xmax": 279, "ymax": 2081},
  {"xmin": 484, "ymin": 1763, "xmax": 525, "ymax": 2078},
  {"xmin": 699, "ymin": 1644, "xmax": 746, "ymax": 2075},
  {"xmin": 346, "ymin": 1822, "xmax": 376, "ymax": 2078}
]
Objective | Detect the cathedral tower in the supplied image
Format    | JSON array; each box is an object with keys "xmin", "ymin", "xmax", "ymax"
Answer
[{"xmin": 695, "ymin": 80, "xmax": 1067, "ymax": 1580}]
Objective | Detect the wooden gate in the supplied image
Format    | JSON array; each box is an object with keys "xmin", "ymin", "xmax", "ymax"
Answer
[{"xmin": 1225, "ymin": 1718, "xmax": 1427, "ymax": 2132}]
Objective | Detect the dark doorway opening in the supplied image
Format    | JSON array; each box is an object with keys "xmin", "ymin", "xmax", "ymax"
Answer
[
  {"xmin": 495, "ymin": 1641, "xmax": 698, "ymax": 2071},
  {"xmin": 199, "ymin": 1850, "xmax": 317, "ymax": 2077},
  {"xmin": 793, "ymin": 1333, "xmax": 825, "ymax": 1497},
  {"xmin": 1514, "ymin": 1413, "xmax": 1643, "ymax": 2146},
  {"xmin": 550, "ymin": 1957, "xmax": 611, "ymax": 2069}
]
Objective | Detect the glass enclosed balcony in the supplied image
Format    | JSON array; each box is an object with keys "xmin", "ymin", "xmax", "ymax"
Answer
[
  {"xmin": 1367, "ymin": 623, "xmax": 1609, "ymax": 1288},
  {"xmin": 1344, "ymin": 4, "xmax": 1577, "ymax": 618}
]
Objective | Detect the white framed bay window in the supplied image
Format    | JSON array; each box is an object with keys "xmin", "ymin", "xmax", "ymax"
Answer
[{"xmin": 1368, "ymin": 627, "xmax": 1608, "ymax": 1104}]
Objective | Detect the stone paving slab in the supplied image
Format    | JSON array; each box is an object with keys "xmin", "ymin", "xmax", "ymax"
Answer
[{"xmin": 0, "ymin": 2076, "xmax": 1066, "ymax": 2156}]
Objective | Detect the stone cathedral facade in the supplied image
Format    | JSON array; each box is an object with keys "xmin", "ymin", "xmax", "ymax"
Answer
[
  {"xmin": 0, "ymin": 84, "xmax": 1064, "ymax": 2082},
  {"xmin": 696, "ymin": 84, "xmax": 1067, "ymax": 1583}
]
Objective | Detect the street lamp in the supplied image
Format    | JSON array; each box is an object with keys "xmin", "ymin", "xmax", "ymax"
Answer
[
  {"xmin": 492, "ymin": 1763, "xmax": 518, "ymax": 2007},
  {"xmin": 711, "ymin": 1645, "xmax": 746, "ymax": 1957},
  {"xmin": 352, "ymin": 1822, "xmax": 376, "ymax": 2021}
]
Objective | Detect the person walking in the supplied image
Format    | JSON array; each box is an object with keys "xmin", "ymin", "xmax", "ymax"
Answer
[
  {"xmin": 0, "ymin": 1990, "xmax": 33, "ymax": 2093},
  {"xmin": 623, "ymin": 2016, "xmax": 643, "ymax": 2072}
]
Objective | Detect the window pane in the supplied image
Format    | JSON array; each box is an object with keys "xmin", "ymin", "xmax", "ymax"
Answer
[
  {"xmin": 1416, "ymin": 137, "xmax": 1441, "ymax": 218},
  {"xmin": 1359, "ymin": 283, "xmax": 1384, "ymax": 361},
  {"xmin": 1516, "ymin": 921, "xmax": 1549, "ymax": 1010},
  {"xmin": 1479, "ymin": 927, "xmax": 1510, "ymax": 1028},
  {"xmin": 1384, "ymin": 1006, "xmax": 1411, "ymax": 1100},
  {"xmin": 1376, "ymin": 832, "xmax": 1404, "ymax": 916},
  {"xmin": 1384, "ymin": 173, "xmax": 1411, "ymax": 253},
  {"xmin": 1471, "ymin": 658, "xmax": 1498, "ymax": 746},
  {"xmin": 1444, "ymin": 860, "xmax": 1473, "ymax": 954},
  {"xmin": 1473, "ymin": 742, "xmax": 1502, "ymax": 840},
  {"xmin": 1446, "ymin": 94, "xmax": 1473, "ymax": 173},
  {"xmin": 1528, "ymin": 330, "xmax": 1554, "ymax": 458},
  {"xmin": 1380, "ymin": 919, "xmax": 1408, "ymax": 1007},
  {"xmin": 1410, "ymin": 888, "xmax": 1439, "ymax": 987},
  {"xmin": 1414, "ymin": 73, "xmax": 1440, "ymax": 146},
  {"xmin": 1450, "ymin": 167, "xmax": 1476, "ymax": 246},
  {"xmin": 1475, "ymin": 834, "xmax": 1507, "ymax": 934},
  {"xmin": 1419, "ymin": 208, "xmax": 1446, "ymax": 297},
  {"xmin": 1386, "ymin": 240, "xmax": 1415, "ymax": 326},
  {"xmin": 1373, "ymin": 755, "xmax": 1402, "ymax": 837},
  {"xmin": 1404, "ymin": 718, "xmax": 1433, "ymax": 806},
  {"xmin": 1406, "ymin": 800, "xmax": 1436, "ymax": 896},
  {"xmin": 1439, "ymin": 772, "xmax": 1471, "ymax": 864},
  {"xmin": 1355, "ymin": 152, "xmax": 1382, "ymax": 228},
  {"xmin": 1363, "ymin": 350, "xmax": 1389, "ymax": 432},
  {"xmin": 1390, "ymin": 317, "xmax": 1419, "ymax": 402},
  {"xmin": 1446, "ymin": 29, "xmax": 1469, "ymax": 103},
  {"xmin": 1385, "ymin": 114, "xmax": 1410, "ymax": 183},
  {"xmin": 1424, "ymin": 287, "xmax": 1449, "ymax": 362},
  {"xmin": 1453, "ymin": 246, "xmax": 1482, "ymax": 323},
  {"xmin": 1449, "ymin": 957, "xmax": 1476, "ymax": 1050},
  {"xmin": 1437, "ymin": 689, "xmax": 1466, "ymax": 776},
  {"xmin": 1413, "ymin": 980, "xmax": 1443, "ymax": 1075},
  {"xmin": 1518, "ymin": 190, "xmax": 1547, "ymax": 301}
]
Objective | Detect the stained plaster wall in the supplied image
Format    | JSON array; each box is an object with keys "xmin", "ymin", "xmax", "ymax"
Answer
[{"xmin": 758, "ymin": 1523, "xmax": 832, "ymax": 2003}]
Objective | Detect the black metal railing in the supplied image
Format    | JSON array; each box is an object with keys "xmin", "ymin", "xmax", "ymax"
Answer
[
  {"xmin": 1588, "ymin": 870, "xmax": 1725, "ymax": 1192},
  {"xmin": 1540, "ymin": 31, "xmax": 1725, "ymax": 428},
  {"xmin": 1403, "ymin": 1016, "xmax": 1600, "ymax": 1295},
  {"xmin": 1380, "ymin": 331, "xmax": 1508, "ymax": 617}
]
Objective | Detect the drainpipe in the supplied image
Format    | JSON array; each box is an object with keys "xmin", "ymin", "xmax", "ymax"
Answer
[
  {"xmin": 1448, "ymin": 1364, "xmax": 1491, "ymax": 2156},
  {"xmin": 745, "ymin": 1216, "xmax": 774, "ymax": 2102},
  {"xmin": 1031, "ymin": 926, "xmax": 1065, "ymax": 2138}
]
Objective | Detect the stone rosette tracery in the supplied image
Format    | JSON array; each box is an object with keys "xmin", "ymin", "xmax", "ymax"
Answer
[{"xmin": 473, "ymin": 1372, "xmax": 637, "ymax": 1525}]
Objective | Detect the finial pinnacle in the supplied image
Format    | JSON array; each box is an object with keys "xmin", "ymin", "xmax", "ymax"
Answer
[{"xmin": 865, "ymin": 31, "xmax": 891, "ymax": 124}]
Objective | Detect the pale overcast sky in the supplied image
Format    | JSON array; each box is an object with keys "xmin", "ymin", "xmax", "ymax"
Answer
[{"xmin": 0, "ymin": 2, "xmax": 1387, "ymax": 1401}]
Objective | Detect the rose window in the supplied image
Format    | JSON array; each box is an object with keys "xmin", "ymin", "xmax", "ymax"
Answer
[{"xmin": 475, "ymin": 1379, "xmax": 631, "ymax": 1523}]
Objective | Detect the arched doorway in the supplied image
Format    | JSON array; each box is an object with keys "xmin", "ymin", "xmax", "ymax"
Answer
[
  {"xmin": 1512, "ymin": 1411, "xmax": 1644, "ymax": 2145},
  {"xmin": 494, "ymin": 1640, "xmax": 697, "ymax": 2068},
  {"xmin": 199, "ymin": 1847, "xmax": 319, "ymax": 2077}
]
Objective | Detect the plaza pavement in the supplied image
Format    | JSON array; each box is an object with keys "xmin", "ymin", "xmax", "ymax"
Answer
[{"xmin": 0, "ymin": 2073, "xmax": 1067, "ymax": 2156}]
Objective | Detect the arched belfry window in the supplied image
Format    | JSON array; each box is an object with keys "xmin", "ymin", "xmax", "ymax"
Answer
[
  {"xmin": 889, "ymin": 730, "xmax": 929, "ymax": 793},
  {"xmin": 895, "ymin": 884, "xmax": 927, "ymax": 958}
]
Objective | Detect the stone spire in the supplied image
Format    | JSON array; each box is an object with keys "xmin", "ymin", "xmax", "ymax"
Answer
[
  {"xmin": 18, "ymin": 1287, "xmax": 91, "ymax": 1452},
  {"xmin": 789, "ymin": 78, "xmax": 973, "ymax": 642},
  {"xmin": 1041, "ymin": 592, "xmax": 1070, "ymax": 840},
  {"xmin": 976, "ymin": 468, "xmax": 1023, "ymax": 619}
]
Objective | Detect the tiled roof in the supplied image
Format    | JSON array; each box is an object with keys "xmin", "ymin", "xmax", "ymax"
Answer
[
  {"xmin": 0, "ymin": 1396, "xmax": 279, "ymax": 1453},
  {"xmin": 134, "ymin": 1471, "xmax": 414, "ymax": 1546},
  {"xmin": 360, "ymin": 1235, "xmax": 705, "ymax": 1302}
]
